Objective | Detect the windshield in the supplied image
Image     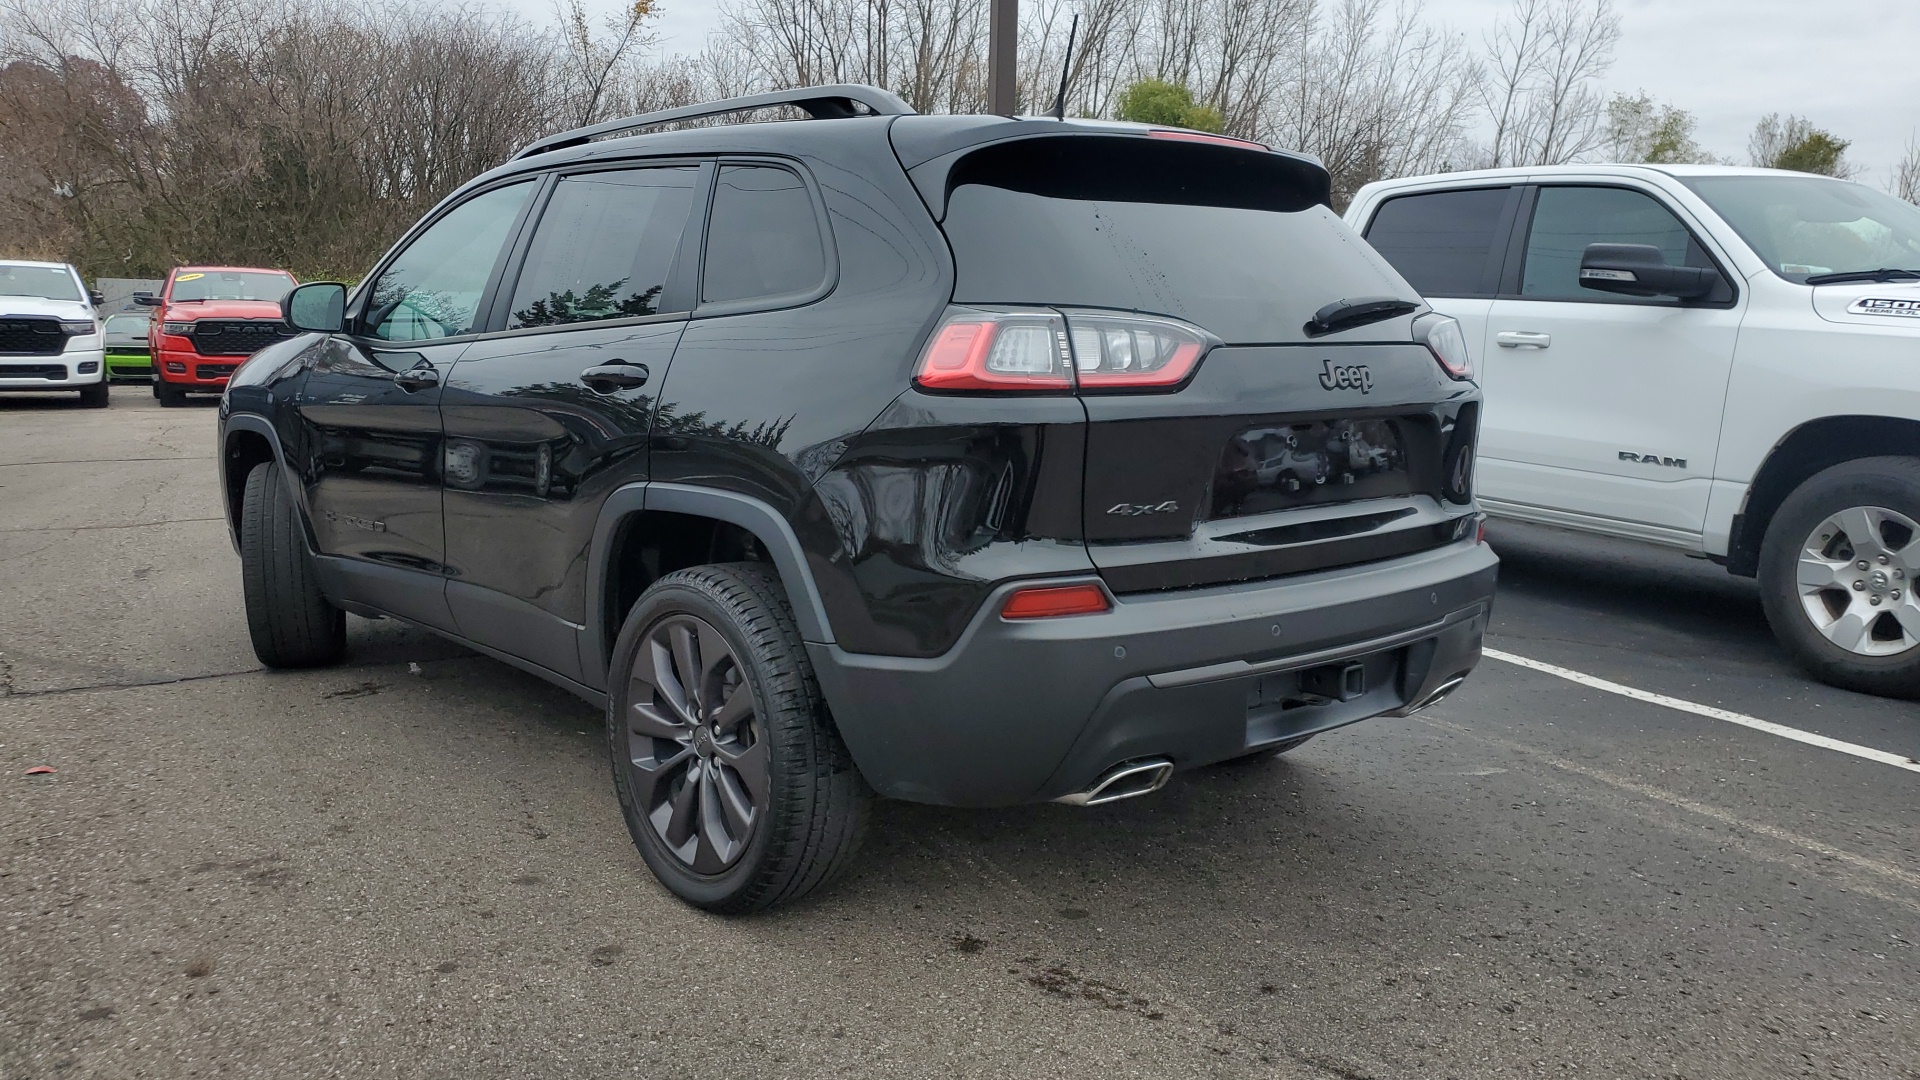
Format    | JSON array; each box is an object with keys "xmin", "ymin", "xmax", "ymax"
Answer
[
  {"xmin": 1682, "ymin": 175, "xmax": 1920, "ymax": 283},
  {"xmin": 0, "ymin": 264, "xmax": 82, "ymax": 303},
  {"xmin": 170, "ymin": 270, "xmax": 295, "ymax": 302}
]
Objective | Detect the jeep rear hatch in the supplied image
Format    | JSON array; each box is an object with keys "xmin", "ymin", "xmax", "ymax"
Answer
[{"xmin": 914, "ymin": 131, "xmax": 1479, "ymax": 592}]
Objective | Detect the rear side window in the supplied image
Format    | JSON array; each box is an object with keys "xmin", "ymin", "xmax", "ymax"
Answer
[
  {"xmin": 941, "ymin": 137, "xmax": 1414, "ymax": 345},
  {"xmin": 701, "ymin": 165, "xmax": 828, "ymax": 305},
  {"xmin": 1363, "ymin": 188, "xmax": 1512, "ymax": 298},
  {"xmin": 1520, "ymin": 186, "xmax": 1708, "ymax": 302},
  {"xmin": 508, "ymin": 167, "xmax": 698, "ymax": 329}
]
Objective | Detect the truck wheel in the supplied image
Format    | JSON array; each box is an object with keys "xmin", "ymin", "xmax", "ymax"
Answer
[
  {"xmin": 239, "ymin": 461, "xmax": 345, "ymax": 668},
  {"xmin": 78, "ymin": 380, "xmax": 109, "ymax": 408},
  {"xmin": 156, "ymin": 382, "xmax": 186, "ymax": 406},
  {"xmin": 1758, "ymin": 457, "xmax": 1920, "ymax": 698},
  {"xmin": 607, "ymin": 563, "xmax": 869, "ymax": 913}
]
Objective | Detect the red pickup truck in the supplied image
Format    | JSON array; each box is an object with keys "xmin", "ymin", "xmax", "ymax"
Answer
[{"xmin": 143, "ymin": 266, "xmax": 297, "ymax": 405}]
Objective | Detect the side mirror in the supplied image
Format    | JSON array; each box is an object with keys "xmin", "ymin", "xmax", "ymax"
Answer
[
  {"xmin": 1579, "ymin": 243, "xmax": 1717, "ymax": 300},
  {"xmin": 88, "ymin": 289, "xmax": 105, "ymax": 306},
  {"xmin": 132, "ymin": 292, "xmax": 162, "ymax": 307},
  {"xmin": 283, "ymin": 282, "xmax": 347, "ymax": 333}
]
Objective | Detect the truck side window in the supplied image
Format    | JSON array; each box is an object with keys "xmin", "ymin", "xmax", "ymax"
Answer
[
  {"xmin": 1363, "ymin": 187, "xmax": 1511, "ymax": 298},
  {"xmin": 1520, "ymin": 186, "xmax": 1708, "ymax": 303},
  {"xmin": 701, "ymin": 165, "xmax": 828, "ymax": 305},
  {"xmin": 365, "ymin": 182, "xmax": 535, "ymax": 341},
  {"xmin": 507, "ymin": 167, "xmax": 699, "ymax": 329}
]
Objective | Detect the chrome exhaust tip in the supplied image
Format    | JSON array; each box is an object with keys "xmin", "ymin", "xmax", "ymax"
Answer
[
  {"xmin": 1053, "ymin": 758, "xmax": 1175, "ymax": 807},
  {"xmin": 1387, "ymin": 674, "xmax": 1468, "ymax": 717}
]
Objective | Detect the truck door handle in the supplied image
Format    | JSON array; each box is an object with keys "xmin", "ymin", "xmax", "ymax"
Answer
[
  {"xmin": 581, "ymin": 361, "xmax": 649, "ymax": 393},
  {"xmin": 1496, "ymin": 331, "xmax": 1551, "ymax": 349},
  {"xmin": 393, "ymin": 365, "xmax": 440, "ymax": 391}
]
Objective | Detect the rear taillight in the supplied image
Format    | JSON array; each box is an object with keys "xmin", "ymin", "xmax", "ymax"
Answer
[
  {"xmin": 913, "ymin": 312, "xmax": 1073, "ymax": 391},
  {"xmin": 1147, "ymin": 130, "xmax": 1270, "ymax": 152},
  {"xmin": 1000, "ymin": 582, "xmax": 1112, "ymax": 619},
  {"xmin": 1066, "ymin": 312, "xmax": 1209, "ymax": 390},
  {"xmin": 1415, "ymin": 313, "xmax": 1472, "ymax": 381},
  {"xmin": 914, "ymin": 308, "xmax": 1211, "ymax": 394}
]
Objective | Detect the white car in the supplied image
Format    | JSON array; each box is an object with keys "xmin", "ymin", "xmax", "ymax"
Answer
[
  {"xmin": 0, "ymin": 260, "xmax": 109, "ymax": 407},
  {"xmin": 1346, "ymin": 165, "xmax": 1920, "ymax": 696}
]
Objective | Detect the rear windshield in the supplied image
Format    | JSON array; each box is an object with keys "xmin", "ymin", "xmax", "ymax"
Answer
[{"xmin": 940, "ymin": 138, "xmax": 1417, "ymax": 344}]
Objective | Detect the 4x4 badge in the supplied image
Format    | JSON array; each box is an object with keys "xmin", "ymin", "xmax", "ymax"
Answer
[
  {"xmin": 1108, "ymin": 501, "xmax": 1180, "ymax": 516},
  {"xmin": 1318, "ymin": 359, "xmax": 1372, "ymax": 393}
]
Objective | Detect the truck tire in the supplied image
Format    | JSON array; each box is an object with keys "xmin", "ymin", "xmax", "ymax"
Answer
[
  {"xmin": 239, "ymin": 461, "xmax": 346, "ymax": 668},
  {"xmin": 607, "ymin": 562, "xmax": 870, "ymax": 913},
  {"xmin": 156, "ymin": 381, "xmax": 186, "ymax": 407},
  {"xmin": 78, "ymin": 380, "xmax": 109, "ymax": 408},
  {"xmin": 1758, "ymin": 457, "xmax": 1920, "ymax": 699}
]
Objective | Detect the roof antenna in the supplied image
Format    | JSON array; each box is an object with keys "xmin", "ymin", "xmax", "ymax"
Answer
[{"xmin": 1048, "ymin": 13, "xmax": 1079, "ymax": 120}]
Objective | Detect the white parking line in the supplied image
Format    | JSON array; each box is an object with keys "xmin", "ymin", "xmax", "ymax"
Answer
[{"xmin": 1482, "ymin": 647, "xmax": 1920, "ymax": 775}]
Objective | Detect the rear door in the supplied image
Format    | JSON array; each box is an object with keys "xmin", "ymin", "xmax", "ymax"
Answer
[
  {"xmin": 937, "ymin": 139, "xmax": 1481, "ymax": 594},
  {"xmin": 1479, "ymin": 183, "xmax": 1740, "ymax": 538},
  {"xmin": 439, "ymin": 163, "xmax": 702, "ymax": 683},
  {"xmin": 1359, "ymin": 185, "xmax": 1522, "ymax": 372}
]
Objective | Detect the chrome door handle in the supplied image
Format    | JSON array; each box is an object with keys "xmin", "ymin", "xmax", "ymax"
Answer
[
  {"xmin": 393, "ymin": 365, "xmax": 440, "ymax": 391},
  {"xmin": 1495, "ymin": 331, "xmax": 1551, "ymax": 349},
  {"xmin": 581, "ymin": 361, "xmax": 649, "ymax": 393}
]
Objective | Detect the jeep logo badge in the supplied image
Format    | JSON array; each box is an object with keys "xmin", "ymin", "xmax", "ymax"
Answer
[{"xmin": 1318, "ymin": 359, "xmax": 1372, "ymax": 394}]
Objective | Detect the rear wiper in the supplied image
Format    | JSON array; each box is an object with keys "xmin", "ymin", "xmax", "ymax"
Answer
[
  {"xmin": 1303, "ymin": 296, "xmax": 1419, "ymax": 338},
  {"xmin": 1802, "ymin": 268, "xmax": 1920, "ymax": 285}
]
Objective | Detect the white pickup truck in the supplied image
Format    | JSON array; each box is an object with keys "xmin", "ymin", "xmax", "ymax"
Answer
[{"xmin": 1346, "ymin": 165, "xmax": 1920, "ymax": 697}]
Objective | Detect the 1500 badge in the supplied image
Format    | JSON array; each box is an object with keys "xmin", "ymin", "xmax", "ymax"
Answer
[
  {"xmin": 1847, "ymin": 297, "xmax": 1920, "ymax": 318},
  {"xmin": 1318, "ymin": 359, "xmax": 1372, "ymax": 393}
]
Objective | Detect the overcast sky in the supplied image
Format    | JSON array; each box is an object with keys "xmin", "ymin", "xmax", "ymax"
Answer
[{"xmin": 510, "ymin": 0, "xmax": 1920, "ymax": 185}]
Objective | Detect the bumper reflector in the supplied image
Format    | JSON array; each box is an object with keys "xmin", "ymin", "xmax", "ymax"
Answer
[{"xmin": 1000, "ymin": 583, "xmax": 1112, "ymax": 620}]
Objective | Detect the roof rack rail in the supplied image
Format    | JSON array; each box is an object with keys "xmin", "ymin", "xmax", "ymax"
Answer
[{"xmin": 513, "ymin": 84, "xmax": 916, "ymax": 160}]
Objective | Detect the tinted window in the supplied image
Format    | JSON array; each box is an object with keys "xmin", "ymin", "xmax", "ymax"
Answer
[
  {"xmin": 171, "ymin": 270, "xmax": 294, "ymax": 302},
  {"xmin": 1363, "ymin": 188, "xmax": 1511, "ymax": 297},
  {"xmin": 1521, "ymin": 186, "xmax": 1706, "ymax": 302},
  {"xmin": 366, "ymin": 181, "xmax": 534, "ymax": 341},
  {"xmin": 508, "ymin": 167, "xmax": 697, "ymax": 329},
  {"xmin": 701, "ymin": 166, "xmax": 828, "ymax": 304},
  {"xmin": 945, "ymin": 191, "xmax": 1415, "ymax": 345}
]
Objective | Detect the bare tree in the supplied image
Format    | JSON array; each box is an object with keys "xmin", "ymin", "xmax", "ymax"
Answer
[
  {"xmin": 1895, "ymin": 135, "xmax": 1920, "ymax": 205},
  {"xmin": 1479, "ymin": 0, "xmax": 1618, "ymax": 167}
]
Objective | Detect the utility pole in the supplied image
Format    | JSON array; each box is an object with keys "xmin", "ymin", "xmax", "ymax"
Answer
[{"xmin": 988, "ymin": 0, "xmax": 1017, "ymax": 116}]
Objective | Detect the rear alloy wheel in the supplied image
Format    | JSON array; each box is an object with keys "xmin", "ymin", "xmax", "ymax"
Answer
[
  {"xmin": 1759, "ymin": 457, "xmax": 1920, "ymax": 698},
  {"xmin": 608, "ymin": 563, "xmax": 868, "ymax": 913}
]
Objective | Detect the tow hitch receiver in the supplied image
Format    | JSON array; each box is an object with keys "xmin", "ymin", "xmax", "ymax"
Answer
[{"xmin": 1299, "ymin": 661, "xmax": 1367, "ymax": 704}]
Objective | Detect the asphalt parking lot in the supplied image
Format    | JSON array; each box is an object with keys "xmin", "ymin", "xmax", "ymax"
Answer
[{"xmin": 3, "ymin": 389, "xmax": 1916, "ymax": 1079}]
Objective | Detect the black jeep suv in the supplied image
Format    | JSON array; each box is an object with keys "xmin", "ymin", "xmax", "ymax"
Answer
[{"xmin": 219, "ymin": 85, "xmax": 1497, "ymax": 911}]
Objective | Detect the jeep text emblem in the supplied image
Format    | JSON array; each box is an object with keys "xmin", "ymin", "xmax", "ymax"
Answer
[{"xmin": 1318, "ymin": 359, "xmax": 1372, "ymax": 393}]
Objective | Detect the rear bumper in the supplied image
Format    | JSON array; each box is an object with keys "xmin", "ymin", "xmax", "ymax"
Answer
[
  {"xmin": 0, "ymin": 348, "xmax": 105, "ymax": 389},
  {"xmin": 810, "ymin": 537, "xmax": 1498, "ymax": 807}
]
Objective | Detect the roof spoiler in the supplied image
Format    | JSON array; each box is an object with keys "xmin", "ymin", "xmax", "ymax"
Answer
[{"xmin": 513, "ymin": 84, "xmax": 916, "ymax": 160}]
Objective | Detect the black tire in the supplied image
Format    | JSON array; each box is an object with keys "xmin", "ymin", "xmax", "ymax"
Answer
[
  {"xmin": 156, "ymin": 381, "xmax": 185, "ymax": 407},
  {"xmin": 239, "ymin": 461, "xmax": 346, "ymax": 668},
  {"xmin": 1757, "ymin": 456, "xmax": 1920, "ymax": 699},
  {"xmin": 607, "ymin": 563, "xmax": 869, "ymax": 913},
  {"xmin": 78, "ymin": 380, "xmax": 109, "ymax": 408}
]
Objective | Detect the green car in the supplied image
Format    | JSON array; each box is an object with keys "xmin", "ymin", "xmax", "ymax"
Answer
[{"xmin": 102, "ymin": 310, "xmax": 153, "ymax": 383}]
